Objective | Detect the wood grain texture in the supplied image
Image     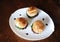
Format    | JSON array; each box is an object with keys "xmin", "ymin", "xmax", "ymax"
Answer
[{"xmin": 0, "ymin": 0, "xmax": 60, "ymax": 42}]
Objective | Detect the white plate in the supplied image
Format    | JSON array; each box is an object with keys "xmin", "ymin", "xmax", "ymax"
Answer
[{"xmin": 9, "ymin": 7, "xmax": 55, "ymax": 41}]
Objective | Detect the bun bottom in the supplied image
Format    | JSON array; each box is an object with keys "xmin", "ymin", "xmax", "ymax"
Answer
[
  {"xmin": 15, "ymin": 24, "xmax": 28, "ymax": 30},
  {"xmin": 32, "ymin": 28, "xmax": 43, "ymax": 34},
  {"xmin": 32, "ymin": 28, "xmax": 39, "ymax": 34},
  {"xmin": 26, "ymin": 13, "xmax": 39, "ymax": 18}
]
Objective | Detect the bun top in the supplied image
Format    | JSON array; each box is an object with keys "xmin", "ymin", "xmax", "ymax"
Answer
[
  {"xmin": 27, "ymin": 6, "xmax": 38, "ymax": 16},
  {"xmin": 32, "ymin": 20, "xmax": 44, "ymax": 33},
  {"xmin": 15, "ymin": 17, "xmax": 27, "ymax": 28}
]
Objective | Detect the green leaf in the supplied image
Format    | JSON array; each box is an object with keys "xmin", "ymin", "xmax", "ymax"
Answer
[
  {"xmin": 31, "ymin": 24, "xmax": 33, "ymax": 28},
  {"xmin": 15, "ymin": 25, "xmax": 23, "ymax": 29}
]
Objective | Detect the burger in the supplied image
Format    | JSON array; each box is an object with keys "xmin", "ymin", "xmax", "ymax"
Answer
[
  {"xmin": 15, "ymin": 17, "xmax": 28, "ymax": 29},
  {"xmin": 26, "ymin": 6, "xmax": 39, "ymax": 18},
  {"xmin": 31, "ymin": 20, "xmax": 44, "ymax": 34}
]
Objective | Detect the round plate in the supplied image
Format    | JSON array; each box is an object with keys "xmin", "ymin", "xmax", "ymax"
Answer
[{"xmin": 9, "ymin": 7, "xmax": 55, "ymax": 41}]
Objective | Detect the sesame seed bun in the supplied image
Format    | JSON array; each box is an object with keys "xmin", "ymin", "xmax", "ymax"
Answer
[
  {"xmin": 15, "ymin": 17, "xmax": 28, "ymax": 29},
  {"xmin": 32, "ymin": 20, "xmax": 44, "ymax": 34},
  {"xmin": 27, "ymin": 6, "xmax": 39, "ymax": 18}
]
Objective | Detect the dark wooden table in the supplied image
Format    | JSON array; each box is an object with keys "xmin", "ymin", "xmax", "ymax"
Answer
[{"xmin": 0, "ymin": 0, "xmax": 60, "ymax": 42}]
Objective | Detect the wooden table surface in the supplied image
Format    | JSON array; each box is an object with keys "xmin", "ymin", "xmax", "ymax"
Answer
[{"xmin": 0, "ymin": 0, "xmax": 60, "ymax": 42}]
